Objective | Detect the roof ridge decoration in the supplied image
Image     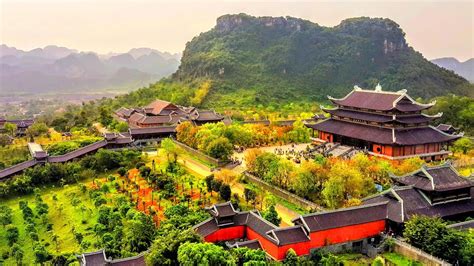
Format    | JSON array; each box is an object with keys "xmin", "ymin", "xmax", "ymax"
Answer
[
  {"xmin": 375, "ymin": 83, "xmax": 382, "ymax": 92},
  {"xmin": 390, "ymin": 188, "xmax": 405, "ymax": 222},
  {"xmin": 267, "ymin": 230, "xmax": 280, "ymax": 245},
  {"xmin": 249, "ymin": 210, "xmax": 279, "ymax": 229},
  {"xmin": 421, "ymin": 112, "xmax": 443, "ymax": 118},
  {"xmin": 420, "ymin": 165, "xmax": 436, "ymax": 190},
  {"xmin": 394, "ymin": 92, "xmax": 437, "ymax": 108},
  {"xmin": 327, "ymin": 86, "xmax": 359, "ymax": 102}
]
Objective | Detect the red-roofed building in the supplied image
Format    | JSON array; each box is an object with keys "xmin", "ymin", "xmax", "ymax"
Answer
[{"xmin": 307, "ymin": 85, "xmax": 462, "ymax": 160}]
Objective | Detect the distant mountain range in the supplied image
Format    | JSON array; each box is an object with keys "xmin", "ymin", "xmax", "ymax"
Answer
[
  {"xmin": 431, "ymin": 57, "xmax": 474, "ymax": 82},
  {"xmin": 0, "ymin": 44, "xmax": 181, "ymax": 95}
]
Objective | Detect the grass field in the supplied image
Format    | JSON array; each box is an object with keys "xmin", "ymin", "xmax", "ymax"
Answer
[
  {"xmin": 383, "ymin": 252, "xmax": 422, "ymax": 265},
  {"xmin": 0, "ymin": 180, "xmax": 101, "ymax": 264}
]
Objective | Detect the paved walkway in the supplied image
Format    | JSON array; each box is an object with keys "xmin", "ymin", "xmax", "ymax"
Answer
[{"xmin": 232, "ymin": 143, "xmax": 312, "ymax": 168}]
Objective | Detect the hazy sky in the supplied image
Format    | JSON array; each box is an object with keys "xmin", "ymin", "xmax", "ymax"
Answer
[{"xmin": 1, "ymin": 0, "xmax": 473, "ymax": 60}]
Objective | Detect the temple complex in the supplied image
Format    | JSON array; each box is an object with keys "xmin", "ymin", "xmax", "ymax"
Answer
[
  {"xmin": 195, "ymin": 163, "xmax": 473, "ymax": 260},
  {"xmin": 307, "ymin": 85, "xmax": 462, "ymax": 160},
  {"xmin": 115, "ymin": 99, "xmax": 224, "ymax": 128}
]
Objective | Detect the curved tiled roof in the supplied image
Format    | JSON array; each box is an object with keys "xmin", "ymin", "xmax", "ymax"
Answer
[
  {"xmin": 309, "ymin": 119, "xmax": 461, "ymax": 145},
  {"xmin": 292, "ymin": 202, "xmax": 388, "ymax": 232},
  {"xmin": 391, "ymin": 163, "xmax": 473, "ymax": 191},
  {"xmin": 268, "ymin": 226, "xmax": 310, "ymax": 245},
  {"xmin": 144, "ymin": 100, "xmax": 179, "ymax": 115},
  {"xmin": 324, "ymin": 108, "xmax": 439, "ymax": 124},
  {"xmin": 329, "ymin": 87, "xmax": 434, "ymax": 112}
]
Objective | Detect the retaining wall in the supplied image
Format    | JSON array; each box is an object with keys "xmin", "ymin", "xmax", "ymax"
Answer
[
  {"xmin": 171, "ymin": 139, "xmax": 226, "ymax": 167},
  {"xmin": 391, "ymin": 238, "xmax": 451, "ymax": 266}
]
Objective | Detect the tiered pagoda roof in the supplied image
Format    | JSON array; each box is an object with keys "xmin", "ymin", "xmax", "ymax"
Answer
[
  {"xmin": 322, "ymin": 108, "xmax": 442, "ymax": 124},
  {"xmin": 328, "ymin": 85, "xmax": 435, "ymax": 112},
  {"xmin": 309, "ymin": 85, "xmax": 462, "ymax": 147},
  {"xmin": 312, "ymin": 120, "xmax": 459, "ymax": 145}
]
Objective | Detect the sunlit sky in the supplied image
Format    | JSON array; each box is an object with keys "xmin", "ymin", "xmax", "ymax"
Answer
[{"xmin": 1, "ymin": 0, "xmax": 473, "ymax": 60}]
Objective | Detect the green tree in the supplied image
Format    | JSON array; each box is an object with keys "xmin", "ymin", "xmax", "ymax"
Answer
[
  {"xmin": 177, "ymin": 242, "xmax": 236, "ymax": 265},
  {"xmin": 206, "ymin": 137, "xmax": 233, "ymax": 160},
  {"xmin": 452, "ymin": 137, "xmax": 473, "ymax": 155},
  {"xmin": 460, "ymin": 229, "xmax": 473, "ymax": 266},
  {"xmin": 34, "ymin": 243, "xmax": 51, "ymax": 265},
  {"xmin": 123, "ymin": 212, "xmax": 156, "ymax": 253},
  {"xmin": 322, "ymin": 176, "xmax": 345, "ymax": 209},
  {"xmin": 244, "ymin": 188, "xmax": 257, "ymax": 205},
  {"xmin": 404, "ymin": 215, "xmax": 467, "ymax": 264},
  {"xmin": 320, "ymin": 253, "xmax": 342, "ymax": 266},
  {"xmin": 0, "ymin": 134, "xmax": 11, "ymax": 146},
  {"xmin": 11, "ymin": 243, "xmax": 24, "ymax": 265},
  {"xmin": 161, "ymin": 138, "xmax": 178, "ymax": 163},
  {"xmin": 145, "ymin": 229, "xmax": 202, "ymax": 266},
  {"xmin": 283, "ymin": 248, "xmax": 298, "ymax": 265},
  {"xmin": 26, "ymin": 122, "xmax": 49, "ymax": 138},
  {"xmin": 0, "ymin": 205, "xmax": 13, "ymax": 227},
  {"xmin": 3, "ymin": 122, "xmax": 17, "ymax": 136},
  {"xmin": 263, "ymin": 204, "xmax": 281, "ymax": 226},
  {"xmin": 219, "ymin": 183, "xmax": 232, "ymax": 201},
  {"xmin": 6, "ymin": 224, "xmax": 19, "ymax": 245},
  {"xmin": 231, "ymin": 247, "xmax": 267, "ymax": 265}
]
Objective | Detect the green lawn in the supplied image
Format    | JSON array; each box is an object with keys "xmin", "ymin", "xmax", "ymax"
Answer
[
  {"xmin": 0, "ymin": 181, "xmax": 100, "ymax": 264},
  {"xmin": 339, "ymin": 253, "xmax": 373, "ymax": 265},
  {"xmin": 383, "ymin": 252, "xmax": 422, "ymax": 266}
]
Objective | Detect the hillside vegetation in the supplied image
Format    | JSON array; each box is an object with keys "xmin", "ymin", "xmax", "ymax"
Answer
[{"xmin": 172, "ymin": 14, "xmax": 472, "ymax": 105}]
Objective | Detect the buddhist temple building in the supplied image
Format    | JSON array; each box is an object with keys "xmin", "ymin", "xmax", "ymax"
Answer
[
  {"xmin": 115, "ymin": 99, "xmax": 224, "ymax": 128},
  {"xmin": 307, "ymin": 85, "xmax": 462, "ymax": 160},
  {"xmin": 363, "ymin": 161, "xmax": 473, "ymax": 232},
  {"xmin": 195, "ymin": 163, "xmax": 473, "ymax": 260}
]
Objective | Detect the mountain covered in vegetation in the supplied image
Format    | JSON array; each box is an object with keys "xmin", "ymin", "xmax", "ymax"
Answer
[{"xmin": 172, "ymin": 14, "xmax": 472, "ymax": 105}]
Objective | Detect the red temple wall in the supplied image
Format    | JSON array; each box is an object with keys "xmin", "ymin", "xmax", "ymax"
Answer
[
  {"xmin": 308, "ymin": 220, "xmax": 386, "ymax": 248},
  {"xmin": 245, "ymin": 227, "xmax": 311, "ymax": 261},
  {"xmin": 204, "ymin": 225, "xmax": 245, "ymax": 242},
  {"xmin": 319, "ymin": 131, "xmax": 333, "ymax": 142},
  {"xmin": 202, "ymin": 221, "xmax": 385, "ymax": 260},
  {"xmin": 276, "ymin": 242, "xmax": 311, "ymax": 261},
  {"xmin": 246, "ymin": 227, "xmax": 280, "ymax": 260},
  {"xmin": 393, "ymin": 144, "xmax": 442, "ymax": 157}
]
